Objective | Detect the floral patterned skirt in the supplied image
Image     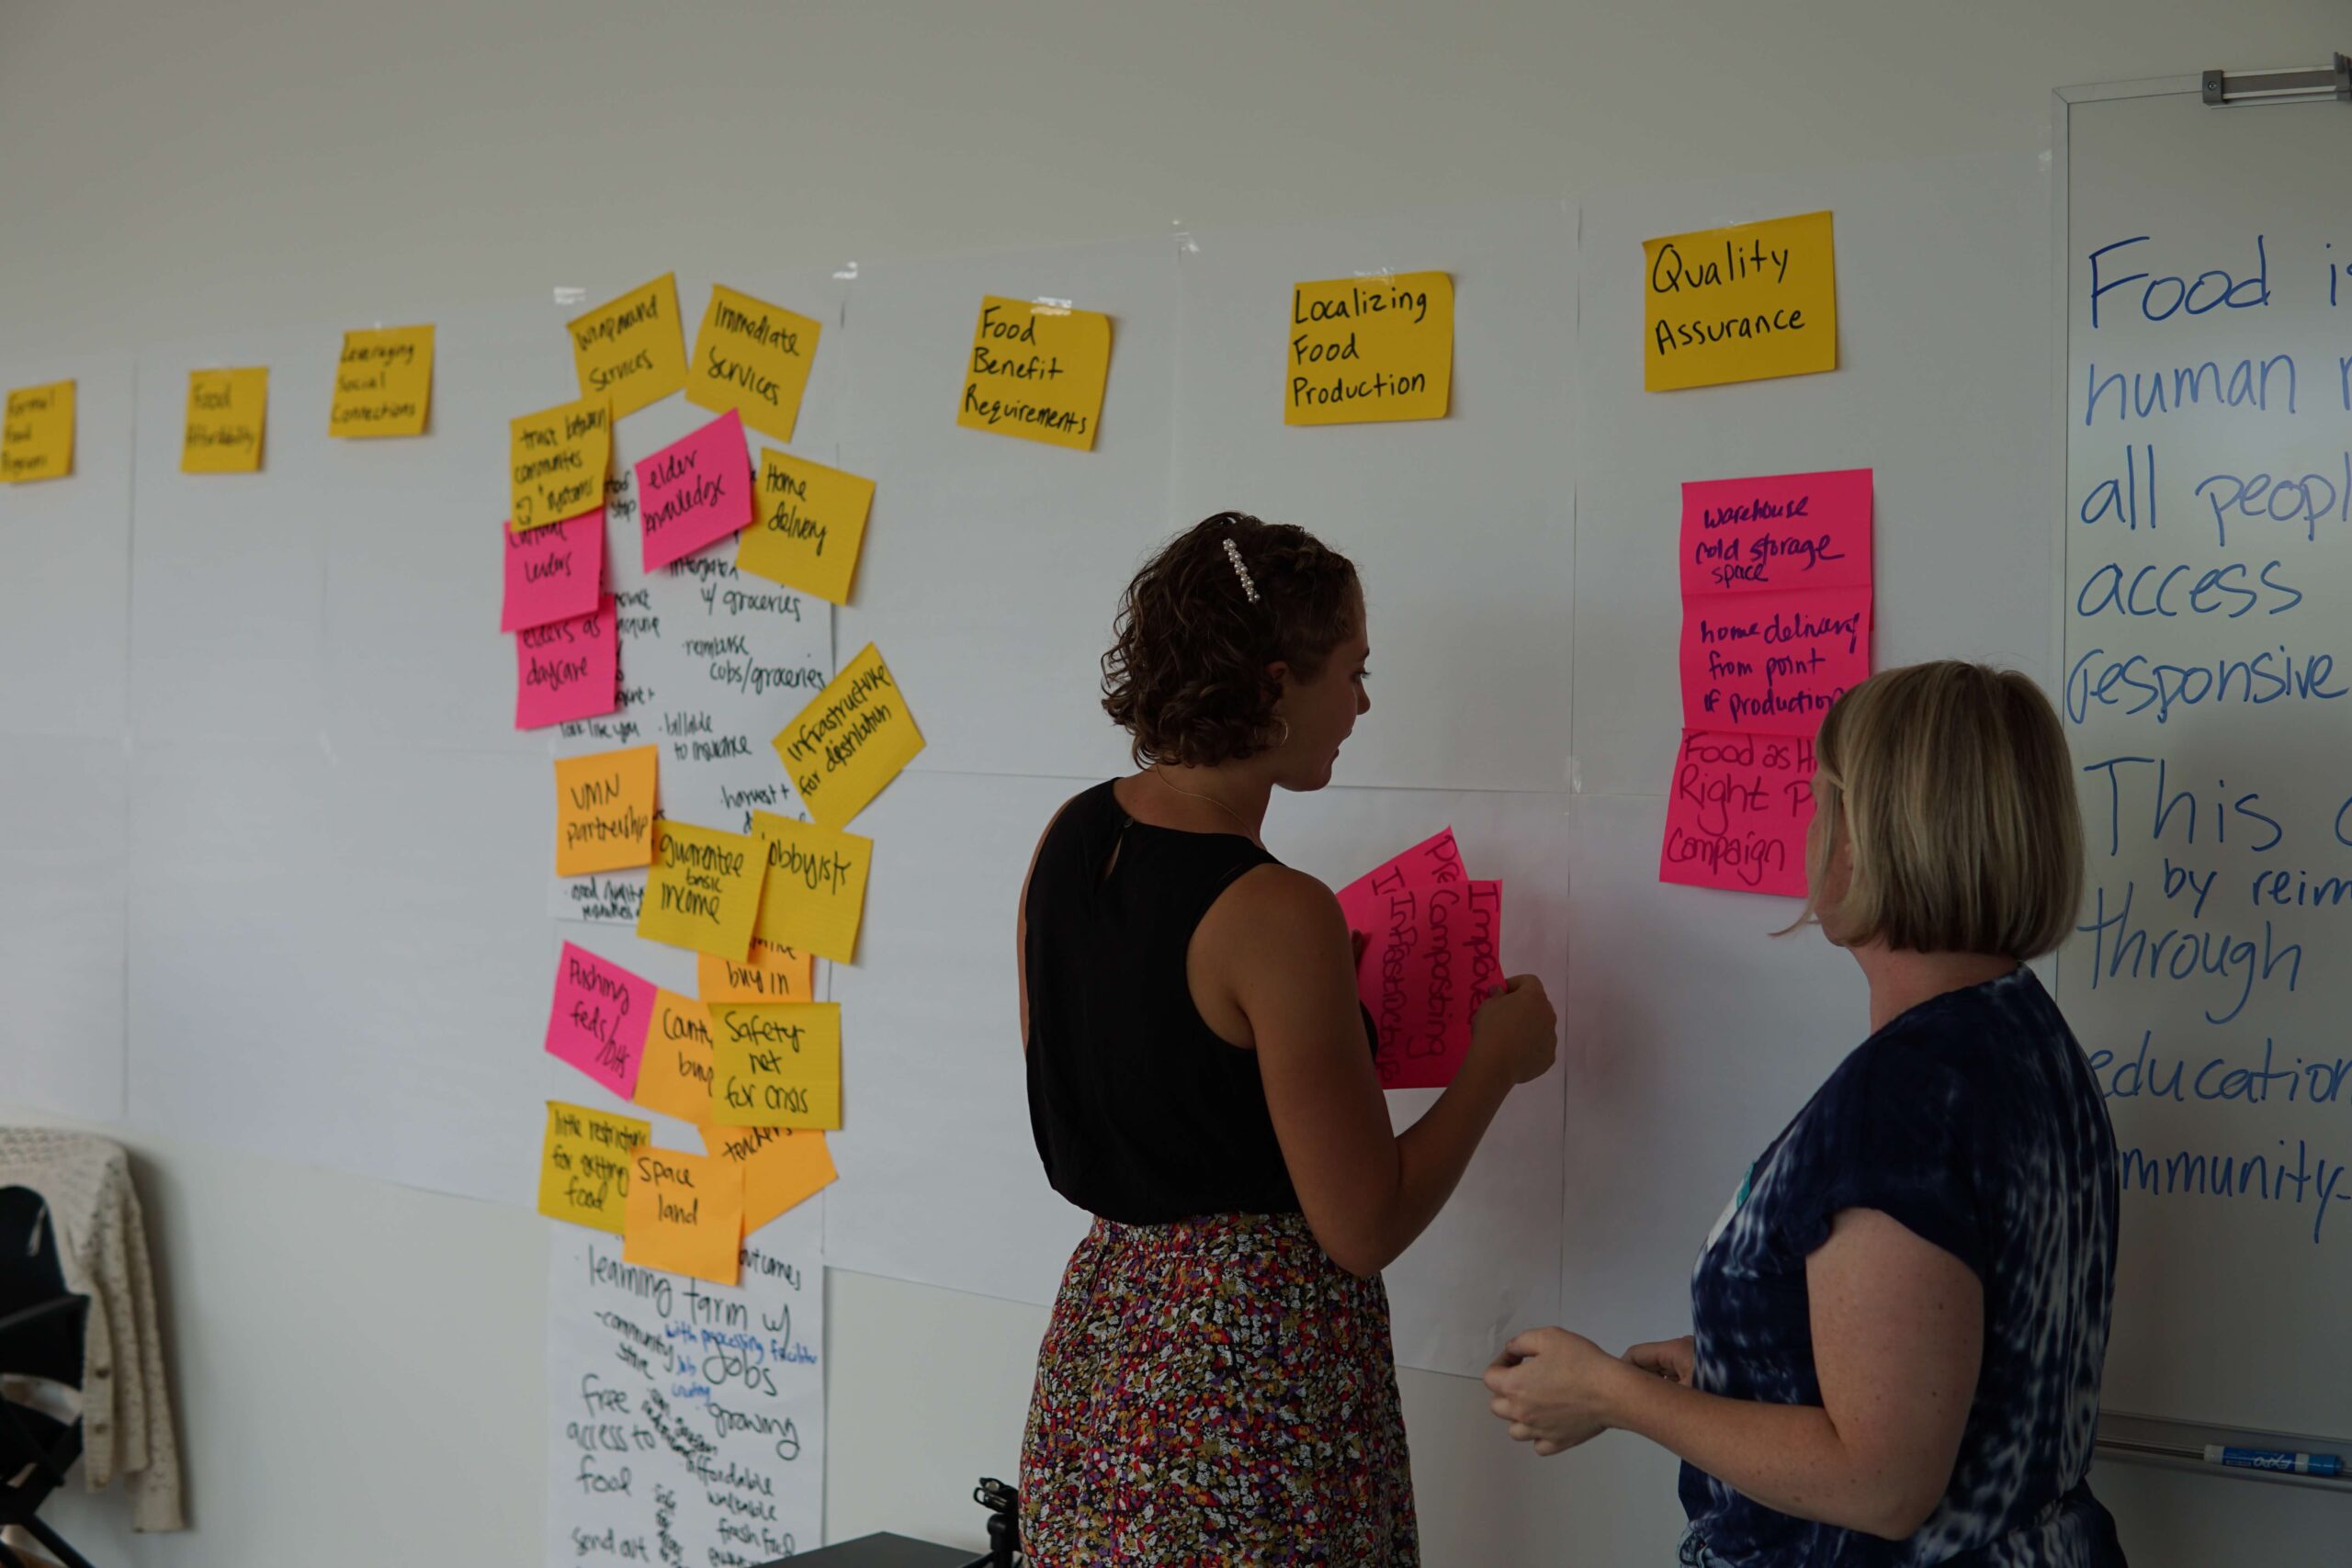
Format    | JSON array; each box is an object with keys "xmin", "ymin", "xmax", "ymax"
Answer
[{"xmin": 1019, "ymin": 1211, "xmax": 1418, "ymax": 1567}]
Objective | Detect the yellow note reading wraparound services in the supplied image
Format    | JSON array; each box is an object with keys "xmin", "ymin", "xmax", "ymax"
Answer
[{"xmin": 571, "ymin": 273, "xmax": 688, "ymax": 419}]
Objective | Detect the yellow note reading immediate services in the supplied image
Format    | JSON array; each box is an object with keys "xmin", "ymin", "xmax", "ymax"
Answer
[
  {"xmin": 328, "ymin": 324, "xmax": 434, "ymax": 437},
  {"xmin": 772, "ymin": 642, "xmax": 924, "ymax": 831},
  {"xmin": 687, "ymin": 284, "xmax": 822, "ymax": 444},
  {"xmin": 554, "ymin": 745, "xmax": 658, "ymax": 877},
  {"xmin": 623, "ymin": 1146, "xmax": 744, "ymax": 1285},
  {"xmin": 537, "ymin": 1100, "xmax": 651, "ymax": 1235},
  {"xmin": 633, "ymin": 989, "xmax": 717, "ymax": 1123},
  {"xmin": 509, "ymin": 393, "xmax": 611, "ymax": 532},
  {"xmin": 709, "ymin": 1002, "xmax": 842, "ymax": 1130},
  {"xmin": 750, "ymin": 810, "xmax": 871, "ymax": 964},
  {"xmin": 182, "ymin": 367, "xmax": 267, "ymax": 473},
  {"xmin": 637, "ymin": 819, "xmax": 766, "ymax": 961},
  {"xmin": 698, "ymin": 942, "xmax": 818, "ymax": 1005},
  {"xmin": 736, "ymin": 448, "xmax": 874, "ymax": 605},
  {"xmin": 700, "ymin": 1124, "xmax": 835, "ymax": 1233},
  {"xmin": 1643, "ymin": 209, "xmax": 1838, "ymax": 392},
  {"xmin": 2, "ymin": 380, "xmax": 74, "ymax": 482},
  {"xmin": 1285, "ymin": 272, "xmax": 1453, "ymax": 425},
  {"xmin": 957, "ymin": 295, "xmax": 1112, "ymax": 452},
  {"xmin": 571, "ymin": 273, "xmax": 688, "ymax": 420}
]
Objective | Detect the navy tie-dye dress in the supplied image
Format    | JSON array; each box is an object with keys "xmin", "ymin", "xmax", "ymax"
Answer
[{"xmin": 1680, "ymin": 967, "xmax": 2129, "ymax": 1567}]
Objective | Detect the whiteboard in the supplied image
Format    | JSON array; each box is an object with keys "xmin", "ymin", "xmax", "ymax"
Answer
[{"xmin": 2060, "ymin": 86, "xmax": 2352, "ymax": 1437}]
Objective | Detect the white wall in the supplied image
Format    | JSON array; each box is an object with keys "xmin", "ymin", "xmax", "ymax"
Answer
[{"xmin": 6, "ymin": 3, "xmax": 2348, "ymax": 1564}]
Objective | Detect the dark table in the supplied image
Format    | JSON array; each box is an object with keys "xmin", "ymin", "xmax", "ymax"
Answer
[{"xmin": 756, "ymin": 1530, "xmax": 978, "ymax": 1567}]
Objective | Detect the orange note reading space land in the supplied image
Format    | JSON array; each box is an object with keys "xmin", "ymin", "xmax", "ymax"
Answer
[
  {"xmin": 700, "ymin": 1123, "xmax": 836, "ymax": 1233},
  {"xmin": 622, "ymin": 1147, "xmax": 744, "ymax": 1285}
]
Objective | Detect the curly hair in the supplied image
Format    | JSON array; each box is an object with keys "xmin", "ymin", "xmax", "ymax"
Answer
[{"xmin": 1101, "ymin": 513, "xmax": 1361, "ymax": 767}]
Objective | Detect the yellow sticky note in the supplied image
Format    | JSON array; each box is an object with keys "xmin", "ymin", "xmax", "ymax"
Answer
[
  {"xmin": 509, "ymin": 393, "xmax": 611, "ymax": 532},
  {"xmin": 571, "ymin": 273, "xmax": 688, "ymax": 420},
  {"xmin": 1643, "ymin": 210, "xmax": 1838, "ymax": 391},
  {"xmin": 750, "ymin": 811, "xmax": 871, "ymax": 964},
  {"xmin": 555, "ymin": 746, "xmax": 658, "ymax": 877},
  {"xmin": 328, "ymin": 325, "xmax": 434, "ymax": 437},
  {"xmin": 687, "ymin": 285, "xmax": 822, "ymax": 444},
  {"xmin": 2, "ymin": 380, "xmax": 74, "ymax": 482},
  {"xmin": 1285, "ymin": 272, "xmax": 1453, "ymax": 424},
  {"xmin": 700, "ymin": 1124, "xmax": 836, "ymax": 1233},
  {"xmin": 710, "ymin": 1002, "xmax": 842, "ymax": 1130},
  {"xmin": 736, "ymin": 448, "xmax": 875, "ymax": 605},
  {"xmin": 538, "ymin": 1100, "xmax": 650, "ymax": 1235},
  {"xmin": 622, "ymin": 1146, "xmax": 744, "ymax": 1284},
  {"xmin": 773, "ymin": 643, "xmax": 924, "ymax": 830},
  {"xmin": 957, "ymin": 295, "xmax": 1112, "ymax": 451},
  {"xmin": 698, "ymin": 941, "xmax": 817, "ymax": 1005},
  {"xmin": 633, "ymin": 990, "xmax": 717, "ymax": 1123},
  {"xmin": 637, "ymin": 819, "xmax": 765, "ymax": 961},
  {"xmin": 182, "ymin": 367, "xmax": 267, "ymax": 473}
]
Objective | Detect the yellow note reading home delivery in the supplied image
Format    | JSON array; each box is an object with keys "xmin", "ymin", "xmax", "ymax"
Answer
[
  {"xmin": 622, "ymin": 1146, "xmax": 744, "ymax": 1284},
  {"xmin": 700, "ymin": 1123, "xmax": 835, "ymax": 1232},
  {"xmin": 508, "ymin": 393, "xmax": 610, "ymax": 531},
  {"xmin": 182, "ymin": 367, "xmax": 267, "ymax": 473},
  {"xmin": 537, "ymin": 1100, "xmax": 650, "ymax": 1235},
  {"xmin": 633, "ymin": 990, "xmax": 717, "ymax": 1123},
  {"xmin": 1643, "ymin": 210, "xmax": 1838, "ymax": 391},
  {"xmin": 772, "ymin": 643, "xmax": 924, "ymax": 830},
  {"xmin": 571, "ymin": 273, "xmax": 688, "ymax": 420},
  {"xmin": 750, "ymin": 810, "xmax": 871, "ymax": 964},
  {"xmin": 698, "ymin": 941, "xmax": 817, "ymax": 1005},
  {"xmin": 328, "ymin": 325, "xmax": 434, "ymax": 437},
  {"xmin": 957, "ymin": 295, "xmax": 1112, "ymax": 452},
  {"xmin": 687, "ymin": 284, "xmax": 822, "ymax": 444},
  {"xmin": 1285, "ymin": 272, "xmax": 1453, "ymax": 425},
  {"xmin": 736, "ymin": 448, "xmax": 874, "ymax": 605},
  {"xmin": 637, "ymin": 819, "xmax": 765, "ymax": 961},
  {"xmin": 554, "ymin": 745, "xmax": 658, "ymax": 877},
  {"xmin": 2, "ymin": 380, "xmax": 74, "ymax": 482},
  {"xmin": 710, "ymin": 1002, "xmax": 842, "ymax": 1130}
]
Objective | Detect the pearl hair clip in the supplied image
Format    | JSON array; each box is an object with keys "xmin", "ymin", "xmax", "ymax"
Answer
[{"xmin": 1222, "ymin": 538, "xmax": 1261, "ymax": 604}]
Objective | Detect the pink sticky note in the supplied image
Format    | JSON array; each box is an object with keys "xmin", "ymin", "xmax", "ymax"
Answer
[
  {"xmin": 1679, "ymin": 469, "xmax": 1872, "ymax": 597},
  {"xmin": 514, "ymin": 596, "xmax": 620, "ymax": 730},
  {"xmin": 636, "ymin": 410, "xmax": 754, "ymax": 571},
  {"xmin": 545, "ymin": 942, "xmax": 656, "ymax": 1095},
  {"xmin": 1336, "ymin": 830, "xmax": 1503, "ymax": 1089},
  {"xmin": 1659, "ymin": 728, "xmax": 1816, "ymax": 897},
  {"xmin": 1336, "ymin": 828, "xmax": 1468, "ymax": 913},
  {"xmin": 501, "ymin": 513, "xmax": 605, "ymax": 632},
  {"xmin": 1680, "ymin": 584, "xmax": 1871, "ymax": 734}
]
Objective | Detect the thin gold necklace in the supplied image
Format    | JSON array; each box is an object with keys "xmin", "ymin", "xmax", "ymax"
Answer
[{"xmin": 1149, "ymin": 768, "xmax": 1256, "ymax": 837}]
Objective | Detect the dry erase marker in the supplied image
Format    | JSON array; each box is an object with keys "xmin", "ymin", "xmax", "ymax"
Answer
[{"xmin": 2203, "ymin": 1444, "xmax": 2343, "ymax": 1477}]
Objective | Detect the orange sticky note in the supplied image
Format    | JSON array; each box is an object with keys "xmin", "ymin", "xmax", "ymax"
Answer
[
  {"xmin": 698, "ymin": 941, "xmax": 817, "ymax": 1004},
  {"xmin": 700, "ymin": 1124, "xmax": 836, "ymax": 1233},
  {"xmin": 554, "ymin": 746, "xmax": 658, "ymax": 876},
  {"xmin": 633, "ymin": 990, "xmax": 717, "ymax": 1123},
  {"xmin": 622, "ymin": 1147, "xmax": 744, "ymax": 1285}
]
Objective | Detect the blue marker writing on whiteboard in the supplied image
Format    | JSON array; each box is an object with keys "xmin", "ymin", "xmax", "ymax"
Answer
[{"xmin": 2204, "ymin": 1444, "xmax": 2344, "ymax": 1478}]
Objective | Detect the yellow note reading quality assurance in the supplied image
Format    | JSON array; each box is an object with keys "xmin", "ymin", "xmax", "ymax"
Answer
[
  {"xmin": 509, "ymin": 393, "xmax": 611, "ymax": 532},
  {"xmin": 957, "ymin": 295, "xmax": 1112, "ymax": 452},
  {"xmin": 2, "ymin": 380, "xmax": 74, "ymax": 482},
  {"xmin": 623, "ymin": 1146, "xmax": 744, "ymax": 1285},
  {"xmin": 537, "ymin": 1100, "xmax": 650, "ymax": 1235},
  {"xmin": 750, "ymin": 810, "xmax": 871, "ymax": 964},
  {"xmin": 554, "ymin": 745, "xmax": 658, "ymax": 877},
  {"xmin": 700, "ymin": 1124, "xmax": 835, "ymax": 1233},
  {"xmin": 637, "ymin": 819, "xmax": 766, "ymax": 961},
  {"xmin": 773, "ymin": 642, "xmax": 924, "ymax": 830},
  {"xmin": 698, "ymin": 942, "xmax": 817, "ymax": 1005},
  {"xmin": 182, "ymin": 367, "xmax": 267, "ymax": 473},
  {"xmin": 328, "ymin": 324, "xmax": 434, "ymax": 437},
  {"xmin": 1285, "ymin": 272, "xmax": 1453, "ymax": 425},
  {"xmin": 1644, "ymin": 210, "xmax": 1838, "ymax": 392},
  {"xmin": 736, "ymin": 448, "xmax": 874, "ymax": 605},
  {"xmin": 571, "ymin": 273, "xmax": 688, "ymax": 420},
  {"xmin": 687, "ymin": 284, "xmax": 822, "ymax": 444},
  {"xmin": 710, "ymin": 1002, "xmax": 842, "ymax": 1130},
  {"xmin": 633, "ymin": 989, "xmax": 717, "ymax": 1124}
]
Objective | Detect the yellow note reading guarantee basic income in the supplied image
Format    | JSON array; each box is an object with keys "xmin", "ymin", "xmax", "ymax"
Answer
[
  {"xmin": 571, "ymin": 273, "xmax": 688, "ymax": 420},
  {"xmin": 509, "ymin": 393, "xmax": 610, "ymax": 532},
  {"xmin": 1644, "ymin": 210, "xmax": 1838, "ymax": 391},
  {"xmin": 710, "ymin": 1001, "xmax": 842, "ymax": 1131},
  {"xmin": 772, "ymin": 643, "xmax": 924, "ymax": 830},
  {"xmin": 537, "ymin": 1100, "xmax": 650, "ymax": 1235},
  {"xmin": 182, "ymin": 367, "xmax": 267, "ymax": 473},
  {"xmin": 736, "ymin": 448, "xmax": 875, "ymax": 605},
  {"xmin": 687, "ymin": 284, "xmax": 822, "ymax": 444},
  {"xmin": 329, "ymin": 324, "xmax": 434, "ymax": 437},
  {"xmin": 957, "ymin": 295, "xmax": 1112, "ymax": 452},
  {"xmin": 1285, "ymin": 272, "xmax": 1453, "ymax": 425},
  {"xmin": 637, "ymin": 818, "xmax": 766, "ymax": 962}
]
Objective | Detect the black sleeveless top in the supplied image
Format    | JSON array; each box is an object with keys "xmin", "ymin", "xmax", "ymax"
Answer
[{"xmin": 1024, "ymin": 780, "xmax": 1368, "ymax": 1224}]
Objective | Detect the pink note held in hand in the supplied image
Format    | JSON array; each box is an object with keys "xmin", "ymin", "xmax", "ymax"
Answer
[
  {"xmin": 1679, "ymin": 468, "xmax": 1872, "ymax": 596},
  {"xmin": 1679, "ymin": 584, "xmax": 1871, "ymax": 735},
  {"xmin": 514, "ymin": 596, "xmax": 620, "ymax": 729},
  {"xmin": 545, "ymin": 942, "xmax": 656, "ymax": 1097},
  {"xmin": 1336, "ymin": 829, "xmax": 1503, "ymax": 1090},
  {"xmin": 1658, "ymin": 728, "xmax": 1815, "ymax": 897},
  {"xmin": 637, "ymin": 409, "xmax": 754, "ymax": 570},
  {"xmin": 501, "ymin": 512, "xmax": 605, "ymax": 632}
]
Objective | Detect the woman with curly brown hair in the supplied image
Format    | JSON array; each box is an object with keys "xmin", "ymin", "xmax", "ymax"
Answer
[{"xmin": 1014, "ymin": 512, "xmax": 1560, "ymax": 1566}]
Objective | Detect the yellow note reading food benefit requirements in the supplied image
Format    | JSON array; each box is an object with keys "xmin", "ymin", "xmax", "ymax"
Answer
[
  {"xmin": 1285, "ymin": 272, "xmax": 1453, "ymax": 425},
  {"xmin": 957, "ymin": 296, "xmax": 1112, "ymax": 452},
  {"xmin": 710, "ymin": 1002, "xmax": 842, "ymax": 1130},
  {"xmin": 1643, "ymin": 210, "xmax": 1838, "ymax": 391},
  {"xmin": 328, "ymin": 324, "xmax": 434, "ymax": 437},
  {"xmin": 537, "ymin": 1100, "xmax": 650, "ymax": 1234},
  {"xmin": 749, "ymin": 810, "xmax": 871, "ymax": 964},
  {"xmin": 700, "ymin": 1124, "xmax": 835, "ymax": 1232},
  {"xmin": 736, "ymin": 448, "xmax": 874, "ymax": 605},
  {"xmin": 571, "ymin": 273, "xmax": 688, "ymax": 420},
  {"xmin": 509, "ymin": 393, "xmax": 611, "ymax": 532},
  {"xmin": 637, "ymin": 819, "xmax": 766, "ymax": 962},
  {"xmin": 623, "ymin": 1146, "xmax": 744, "ymax": 1285},
  {"xmin": 2, "ymin": 380, "xmax": 74, "ymax": 482},
  {"xmin": 182, "ymin": 367, "xmax": 267, "ymax": 473},
  {"xmin": 687, "ymin": 284, "xmax": 822, "ymax": 444},
  {"xmin": 772, "ymin": 643, "xmax": 924, "ymax": 830}
]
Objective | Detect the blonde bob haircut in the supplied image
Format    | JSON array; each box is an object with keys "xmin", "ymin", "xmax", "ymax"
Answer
[{"xmin": 1792, "ymin": 661, "xmax": 2083, "ymax": 959}]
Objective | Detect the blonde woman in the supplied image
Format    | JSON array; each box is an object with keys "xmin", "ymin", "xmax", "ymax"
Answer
[{"xmin": 1487, "ymin": 662, "xmax": 2127, "ymax": 1567}]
